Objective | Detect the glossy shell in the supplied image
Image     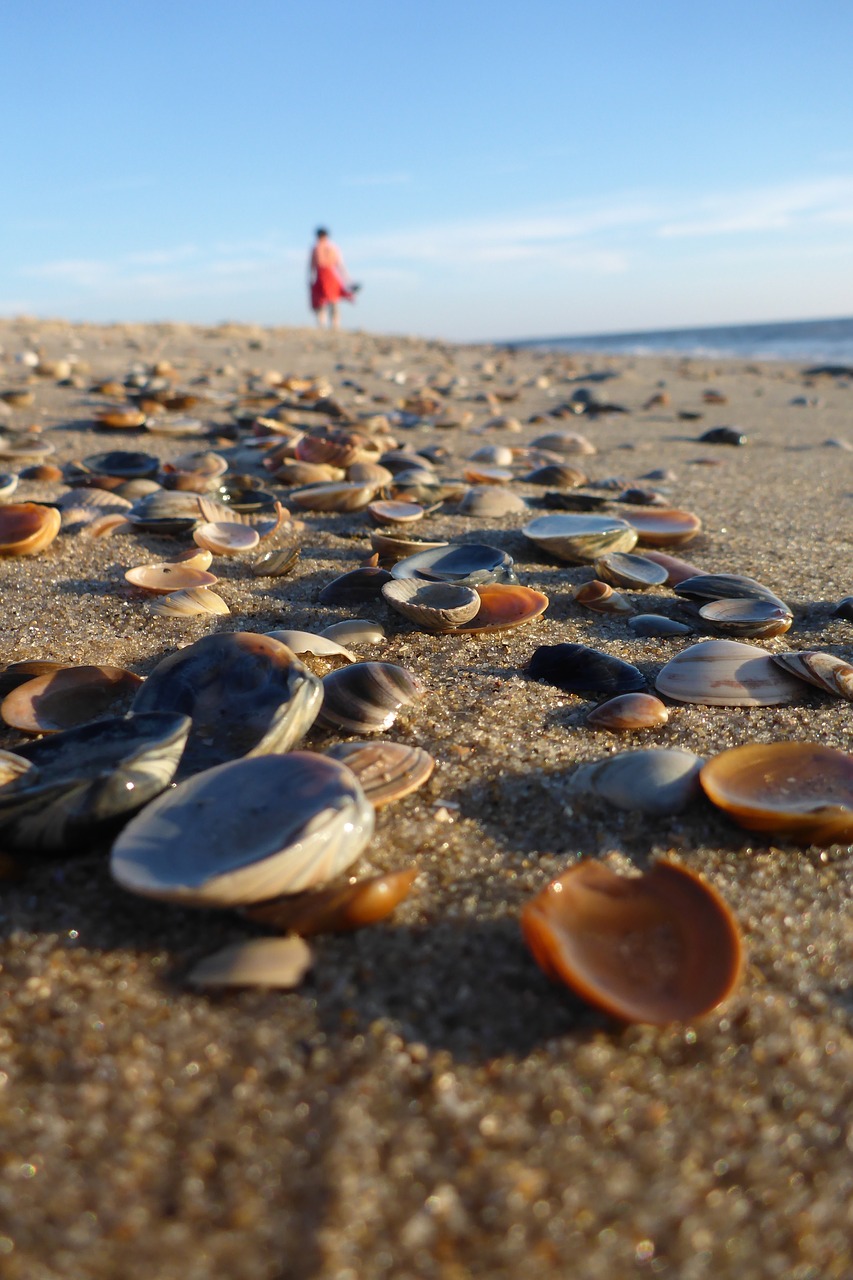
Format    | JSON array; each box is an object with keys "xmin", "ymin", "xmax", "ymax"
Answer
[
  {"xmin": 570, "ymin": 748, "xmax": 704, "ymax": 815},
  {"xmin": 700, "ymin": 742, "xmax": 853, "ymax": 844},
  {"xmin": 389, "ymin": 542, "xmax": 516, "ymax": 587},
  {"xmin": 523, "ymin": 514, "xmax": 638, "ymax": 564},
  {"xmin": 521, "ymin": 859, "xmax": 743, "ymax": 1024},
  {"xmin": 586, "ymin": 693, "xmax": 669, "ymax": 731},
  {"xmin": 1, "ymin": 664, "xmax": 143, "ymax": 733},
  {"xmin": 132, "ymin": 632, "xmax": 323, "ymax": 778},
  {"xmin": 193, "ymin": 520, "xmax": 260, "ymax": 555},
  {"xmin": 594, "ymin": 552, "xmax": 669, "ymax": 590},
  {"xmin": 0, "ymin": 503, "xmax": 61, "ymax": 555},
  {"xmin": 620, "ymin": 507, "xmax": 702, "ymax": 546},
  {"xmin": 317, "ymin": 662, "xmax": 426, "ymax": 734},
  {"xmin": 656, "ymin": 639, "xmax": 803, "ymax": 706},
  {"xmin": 188, "ymin": 937, "xmax": 313, "ymax": 989},
  {"xmin": 110, "ymin": 753, "xmax": 375, "ymax": 906},
  {"xmin": 324, "ymin": 741, "xmax": 435, "ymax": 806},
  {"xmin": 453, "ymin": 584, "xmax": 549, "ymax": 633},
  {"xmin": 528, "ymin": 644, "xmax": 646, "ymax": 697},
  {"xmin": 243, "ymin": 869, "xmax": 418, "ymax": 935},
  {"xmin": 125, "ymin": 562, "xmax": 219, "ymax": 593},
  {"xmin": 573, "ymin": 580, "xmax": 634, "ymax": 614},
  {"xmin": 698, "ymin": 598, "xmax": 793, "ymax": 639},
  {"xmin": 771, "ymin": 650, "xmax": 853, "ymax": 699}
]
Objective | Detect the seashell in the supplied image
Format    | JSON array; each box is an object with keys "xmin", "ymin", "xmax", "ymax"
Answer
[
  {"xmin": 0, "ymin": 389, "xmax": 35, "ymax": 408},
  {"xmin": 527, "ymin": 644, "xmax": 646, "ymax": 697},
  {"xmin": 594, "ymin": 552, "xmax": 669, "ymax": 590},
  {"xmin": 620, "ymin": 506, "xmax": 702, "ymax": 547},
  {"xmin": 81, "ymin": 450, "xmax": 160, "ymax": 481},
  {"xmin": 698, "ymin": 598, "xmax": 793, "ymax": 639},
  {"xmin": 347, "ymin": 461, "xmax": 394, "ymax": 487},
  {"xmin": 700, "ymin": 742, "xmax": 853, "ymax": 844},
  {"xmin": 674, "ymin": 572, "xmax": 789, "ymax": 612},
  {"xmin": 1, "ymin": 664, "xmax": 143, "ymax": 734},
  {"xmin": 463, "ymin": 463, "xmax": 513, "ymax": 485},
  {"xmin": 771, "ymin": 650, "xmax": 853, "ymax": 700},
  {"xmin": 127, "ymin": 489, "xmax": 204, "ymax": 534},
  {"xmin": 321, "ymin": 619, "xmax": 386, "ymax": 646},
  {"xmin": 468, "ymin": 445, "xmax": 514, "ymax": 466},
  {"xmin": 521, "ymin": 859, "xmax": 743, "ymax": 1024},
  {"xmin": 0, "ymin": 750, "xmax": 31, "ymax": 786},
  {"xmin": 629, "ymin": 614, "xmax": 693, "ymax": 638},
  {"xmin": 699, "ymin": 426, "xmax": 746, "ymax": 445},
  {"xmin": 166, "ymin": 449, "xmax": 228, "ymax": 479},
  {"xmin": 656, "ymin": 639, "xmax": 803, "ymax": 705},
  {"xmin": 325, "ymin": 741, "xmax": 435, "ymax": 807},
  {"xmin": 0, "ymin": 433, "xmax": 55, "ymax": 461},
  {"xmin": 615, "ymin": 487, "xmax": 668, "ymax": 507},
  {"xmin": 145, "ymin": 415, "xmax": 205, "ymax": 437},
  {"xmin": 586, "ymin": 692, "xmax": 669, "ymax": 730},
  {"xmin": 388, "ymin": 473, "xmax": 449, "ymax": 505},
  {"xmin": 638, "ymin": 549, "xmax": 705, "ymax": 585},
  {"xmin": 115, "ymin": 478, "xmax": 161, "ymax": 501},
  {"xmin": 389, "ymin": 542, "xmax": 516, "ymax": 587},
  {"xmin": 289, "ymin": 480, "xmax": 378, "ymax": 512},
  {"xmin": 272, "ymin": 460, "xmax": 346, "ymax": 486},
  {"xmin": 523, "ymin": 514, "xmax": 638, "ymax": 564},
  {"xmin": 125, "ymin": 562, "xmax": 219, "ymax": 593},
  {"xmin": 149, "ymin": 587, "xmax": 230, "ymax": 617},
  {"xmin": 458, "ymin": 486, "xmax": 528, "ymax": 518},
  {"xmin": 833, "ymin": 596, "xmax": 853, "ymax": 621},
  {"xmin": 369, "ymin": 532, "xmax": 448, "ymax": 563},
  {"xmin": 319, "ymin": 566, "xmax": 392, "ymax": 604},
  {"xmin": 481, "ymin": 415, "xmax": 522, "ymax": 432},
  {"xmin": 530, "ymin": 431, "xmax": 596, "ymax": 455},
  {"xmin": 367, "ymin": 499, "xmax": 424, "ymax": 525},
  {"xmin": 110, "ymin": 752, "xmax": 374, "ymax": 905},
  {"xmin": 188, "ymin": 936, "xmax": 313, "ymax": 989},
  {"xmin": 0, "ymin": 712, "xmax": 191, "ymax": 851},
  {"xmin": 243, "ymin": 868, "xmax": 418, "ymax": 934},
  {"xmin": 382, "ymin": 579, "xmax": 481, "ymax": 633},
  {"xmin": 524, "ymin": 464, "xmax": 587, "ymax": 488},
  {"xmin": 0, "ymin": 502, "xmax": 61, "ymax": 555},
  {"xmin": 193, "ymin": 520, "xmax": 260, "ymax": 555},
  {"xmin": 317, "ymin": 661, "xmax": 425, "ymax": 734},
  {"xmin": 0, "ymin": 659, "xmax": 71, "ymax": 697},
  {"xmin": 296, "ymin": 431, "xmax": 366, "ymax": 468},
  {"xmin": 265, "ymin": 630, "xmax": 356, "ymax": 663},
  {"xmin": 0, "ymin": 473, "xmax": 19, "ymax": 498},
  {"xmin": 380, "ymin": 449, "xmax": 435, "ymax": 475},
  {"xmin": 132, "ymin": 632, "xmax": 323, "ymax": 779},
  {"xmin": 573, "ymin": 580, "xmax": 634, "ymax": 614},
  {"xmin": 96, "ymin": 407, "xmax": 147, "ymax": 429},
  {"xmin": 167, "ymin": 547, "xmax": 214, "ymax": 571},
  {"xmin": 537, "ymin": 490, "xmax": 611, "ymax": 512},
  {"xmin": 251, "ymin": 546, "xmax": 300, "ymax": 578},
  {"xmin": 449, "ymin": 583, "xmax": 548, "ymax": 633},
  {"xmin": 570, "ymin": 747, "xmax": 703, "ymax": 815}
]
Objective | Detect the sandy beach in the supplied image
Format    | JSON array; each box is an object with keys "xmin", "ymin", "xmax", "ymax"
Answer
[{"xmin": 0, "ymin": 317, "xmax": 851, "ymax": 1280}]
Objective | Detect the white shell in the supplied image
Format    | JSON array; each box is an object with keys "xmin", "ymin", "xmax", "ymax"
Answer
[
  {"xmin": 656, "ymin": 639, "xmax": 803, "ymax": 706},
  {"xmin": 150, "ymin": 588, "xmax": 230, "ymax": 617},
  {"xmin": 193, "ymin": 521, "xmax": 260, "ymax": 555},
  {"xmin": 187, "ymin": 936, "xmax": 313, "ymax": 989},
  {"xmin": 321, "ymin": 619, "xmax": 386, "ymax": 646},
  {"xmin": 266, "ymin": 630, "xmax": 356, "ymax": 661}
]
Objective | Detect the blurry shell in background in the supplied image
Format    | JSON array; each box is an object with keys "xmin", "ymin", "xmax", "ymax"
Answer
[
  {"xmin": 389, "ymin": 542, "xmax": 516, "ymax": 587},
  {"xmin": 0, "ymin": 503, "xmax": 61, "ymax": 555},
  {"xmin": 699, "ymin": 741, "xmax": 853, "ymax": 844},
  {"xmin": 193, "ymin": 520, "xmax": 260, "ymax": 555},
  {"xmin": 243, "ymin": 868, "xmax": 418, "ymax": 935},
  {"xmin": 521, "ymin": 859, "xmax": 743, "ymax": 1024},
  {"xmin": 573, "ymin": 580, "xmax": 634, "ymax": 615},
  {"xmin": 188, "ymin": 936, "xmax": 313, "ymax": 989},
  {"xmin": 110, "ymin": 753, "xmax": 374, "ymax": 906},
  {"xmin": 594, "ymin": 552, "xmax": 669, "ymax": 590}
]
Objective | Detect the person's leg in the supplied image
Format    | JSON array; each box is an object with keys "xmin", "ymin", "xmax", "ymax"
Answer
[
  {"xmin": 329, "ymin": 302, "xmax": 340, "ymax": 330},
  {"xmin": 314, "ymin": 306, "xmax": 325, "ymax": 328}
]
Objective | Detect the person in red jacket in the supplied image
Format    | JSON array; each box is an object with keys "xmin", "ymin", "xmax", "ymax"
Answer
[{"xmin": 308, "ymin": 227, "xmax": 359, "ymax": 329}]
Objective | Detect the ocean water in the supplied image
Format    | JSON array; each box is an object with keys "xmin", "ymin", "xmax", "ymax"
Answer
[{"xmin": 512, "ymin": 316, "xmax": 853, "ymax": 364}]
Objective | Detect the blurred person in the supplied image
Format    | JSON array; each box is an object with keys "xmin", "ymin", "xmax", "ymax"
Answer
[{"xmin": 308, "ymin": 227, "xmax": 360, "ymax": 329}]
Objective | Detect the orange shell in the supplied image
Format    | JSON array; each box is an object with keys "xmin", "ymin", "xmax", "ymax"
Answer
[
  {"xmin": 244, "ymin": 869, "xmax": 418, "ymax": 936},
  {"xmin": 521, "ymin": 859, "xmax": 743, "ymax": 1025},
  {"xmin": 0, "ymin": 503, "xmax": 61, "ymax": 555}
]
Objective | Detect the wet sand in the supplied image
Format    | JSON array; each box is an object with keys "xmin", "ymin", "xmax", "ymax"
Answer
[{"xmin": 0, "ymin": 318, "xmax": 851, "ymax": 1280}]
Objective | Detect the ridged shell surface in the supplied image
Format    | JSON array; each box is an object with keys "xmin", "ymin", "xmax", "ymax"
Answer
[{"xmin": 656, "ymin": 639, "xmax": 803, "ymax": 706}]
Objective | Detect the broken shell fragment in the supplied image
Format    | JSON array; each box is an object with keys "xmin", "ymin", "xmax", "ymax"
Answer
[
  {"xmin": 188, "ymin": 936, "xmax": 313, "ymax": 989},
  {"xmin": 700, "ymin": 741, "xmax": 853, "ymax": 844},
  {"xmin": 656, "ymin": 639, "xmax": 803, "ymax": 706},
  {"xmin": 521, "ymin": 859, "xmax": 743, "ymax": 1024},
  {"xmin": 110, "ymin": 752, "xmax": 374, "ymax": 905},
  {"xmin": 243, "ymin": 868, "xmax": 418, "ymax": 935},
  {"xmin": 324, "ymin": 742, "xmax": 435, "ymax": 806},
  {"xmin": 573, "ymin": 580, "xmax": 634, "ymax": 614}
]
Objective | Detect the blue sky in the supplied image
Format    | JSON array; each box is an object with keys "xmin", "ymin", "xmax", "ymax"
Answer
[{"xmin": 3, "ymin": 0, "xmax": 853, "ymax": 340}]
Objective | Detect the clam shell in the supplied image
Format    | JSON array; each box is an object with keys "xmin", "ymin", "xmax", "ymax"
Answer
[
  {"xmin": 0, "ymin": 503, "xmax": 61, "ymax": 555},
  {"xmin": 570, "ymin": 747, "xmax": 704, "ymax": 815},
  {"xmin": 272, "ymin": 461, "xmax": 345, "ymax": 485},
  {"xmin": 1, "ymin": 665, "xmax": 143, "ymax": 734},
  {"xmin": 347, "ymin": 461, "xmax": 394, "ymax": 487},
  {"xmin": 319, "ymin": 567, "xmax": 392, "ymax": 604},
  {"xmin": 620, "ymin": 506, "xmax": 702, "ymax": 546},
  {"xmin": 188, "ymin": 936, "xmax": 313, "ymax": 989},
  {"xmin": 251, "ymin": 546, "xmax": 300, "ymax": 578},
  {"xmin": 586, "ymin": 693, "xmax": 669, "ymax": 731},
  {"xmin": 127, "ymin": 489, "xmax": 203, "ymax": 533},
  {"xmin": 289, "ymin": 481, "xmax": 378, "ymax": 512},
  {"xmin": 458, "ymin": 486, "xmax": 528, "ymax": 518},
  {"xmin": 629, "ymin": 614, "xmax": 692, "ymax": 638},
  {"xmin": 324, "ymin": 741, "xmax": 435, "ymax": 806},
  {"xmin": 0, "ymin": 433, "xmax": 54, "ymax": 461},
  {"xmin": 381, "ymin": 579, "xmax": 481, "ymax": 633},
  {"xmin": 132, "ymin": 632, "xmax": 323, "ymax": 779},
  {"xmin": 524, "ymin": 464, "xmax": 587, "ymax": 488},
  {"xmin": 468, "ymin": 445, "xmax": 514, "ymax": 466},
  {"xmin": 523, "ymin": 514, "xmax": 638, "ymax": 564},
  {"xmin": 96, "ymin": 407, "xmax": 147, "ymax": 429},
  {"xmin": 530, "ymin": 431, "xmax": 596, "ymax": 455},
  {"xmin": 369, "ymin": 532, "xmax": 448, "ymax": 563},
  {"xmin": 149, "ymin": 587, "xmax": 230, "ymax": 617},
  {"xmin": 367, "ymin": 499, "xmax": 424, "ymax": 525},
  {"xmin": 0, "ymin": 712, "xmax": 191, "ymax": 851},
  {"xmin": 193, "ymin": 520, "xmax": 260, "ymax": 555},
  {"xmin": 463, "ymin": 463, "xmax": 513, "ymax": 484},
  {"xmin": 317, "ymin": 662, "xmax": 426, "ymax": 734},
  {"xmin": 771, "ymin": 650, "xmax": 853, "ymax": 699},
  {"xmin": 675, "ymin": 573, "xmax": 788, "ymax": 610},
  {"xmin": 265, "ymin": 630, "xmax": 356, "ymax": 663},
  {"xmin": 528, "ymin": 644, "xmax": 646, "ymax": 697},
  {"xmin": 110, "ymin": 753, "xmax": 374, "ymax": 905},
  {"xmin": 656, "ymin": 639, "xmax": 803, "ymax": 706},
  {"xmin": 452, "ymin": 583, "xmax": 549, "ymax": 633},
  {"xmin": 698, "ymin": 598, "xmax": 793, "ymax": 638},
  {"xmin": 0, "ymin": 659, "xmax": 71, "ymax": 696},
  {"xmin": 573, "ymin": 580, "xmax": 634, "ymax": 614},
  {"xmin": 594, "ymin": 552, "xmax": 669, "ymax": 590},
  {"xmin": 125, "ymin": 562, "xmax": 219, "ymax": 593},
  {"xmin": 321, "ymin": 619, "xmax": 386, "ymax": 646},
  {"xmin": 638, "ymin": 550, "xmax": 705, "ymax": 585},
  {"xmin": 521, "ymin": 860, "xmax": 743, "ymax": 1024},
  {"xmin": 81, "ymin": 450, "xmax": 160, "ymax": 481},
  {"xmin": 243, "ymin": 868, "xmax": 418, "ymax": 934},
  {"xmin": 700, "ymin": 742, "xmax": 853, "ymax": 844},
  {"xmin": 389, "ymin": 542, "xmax": 516, "ymax": 587}
]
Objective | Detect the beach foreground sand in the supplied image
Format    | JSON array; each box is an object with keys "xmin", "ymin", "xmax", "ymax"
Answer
[{"xmin": 0, "ymin": 318, "xmax": 851, "ymax": 1280}]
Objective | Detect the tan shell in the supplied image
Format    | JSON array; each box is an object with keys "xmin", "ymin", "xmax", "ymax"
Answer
[
  {"xmin": 382, "ymin": 579, "xmax": 481, "ymax": 633},
  {"xmin": 193, "ymin": 521, "xmax": 260, "ymax": 555},
  {"xmin": 700, "ymin": 741, "xmax": 853, "ymax": 844},
  {"xmin": 586, "ymin": 692, "xmax": 670, "ymax": 730},
  {"xmin": 244, "ymin": 869, "xmax": 418, "ymax": 934},
  {"xmin": 290, "ymin": 481, "xmax": 378, "ymax": 512},
  {"xmin": 149, "ymin": 588, "xmax": 230, "ymax": 617},
  {"xmin": 1, "ymin": 664, "xmax": 143, "ymax": 733},
  {"xmin": 656, "ymin": 639, "xmax": 803, "ymax": 706},
  {"xmin": 368, "ymin": 500, "xmax": 424, "ymax": 525},
  {"xmin": 639, "ymin": 550, "xmax": 705, "ymax": 584},
  {"xmin": 524, "ymin": 514, "xmax": 638, "ymax": 564},
  {"xmin": 96, "ymin": 407, "xmax": 147, "ymax": 429},
  {"xmin": 369, "ymin": 532, "xmax": 448, "ymax": 563},
  {"xmin": 771, "ymin": 650, "xmax": 853, "ymax": 699},
  {"xmin": 530, "ymin": 431, "xmax": 596, "ymax": 455},
  {"xmin": 323, "ymin": 742, "xmax": 435, "ymax": 807},
  {"xmin": 265, "ymin": 630, "xmax": 356, "ymax": 663},
  {"xmin": 521, "ymin": 859, "xmax": 743, "ymax": 1024},
  {"xmin": 272, "ymin": 460, "xmax": 346, "ymax": 485},
  {"xmin": 166, "ymin": 547, "xmax": 214, "ymax": 571},
  {"xmin": 463, "ymin": 464, "xmax": 514, "ymax": 484},
  {"xmin": 187, "ymin": 936, "xmax": 313, "ymax": 989},
  {"xmin": 621, "ymin": 506, "xmax": 702, "ymax": 547},
  {"xmin": 573, "ymin": 580, "xmax": 634, "ymax": 614},
  {"xmin": 347, "ymin": 461, "xmax": 394, "ymax": 487},
  {"xmin": 125, "ymin": 563, "xmax": 219, "ymax": 593},
  {"xmin": 0, "ymin": 503, "xmax": 61, "ymax": 555}
]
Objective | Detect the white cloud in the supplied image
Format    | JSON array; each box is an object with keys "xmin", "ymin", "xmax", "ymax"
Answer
[{"xmin": 657, "ymin": 177, "xmax": 853, "ymax": 239}]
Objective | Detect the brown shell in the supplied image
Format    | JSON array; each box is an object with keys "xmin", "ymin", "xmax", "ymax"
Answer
[
  {"xmin": 700, "ymin": 741, "xmax": 853, "ymax": 844},
  {"xmin": 244, "ymin": 869, "xmax": 418, "ymax": 935},
  {"xmin": 1, "ymin": 664, "xmax": 144, "ymax": 733},
  {"xmin": 639, "ymin": 550, "xmax": 707, "ymax": 585},
  {"xmin": 621, "ymin": 507, "xmax": 702, "ymax": 546},
  {"xmin": 0, "ymin": 503, "xmax": 61, "ymax": 555},
  {"xmin": 367, "ymin": 500, "xmax": 424, "ymax": 525},
  {"xmin": 96, "ymin": 407, "xmax": 147, "ymax": 429},
  {"xmin": 324, "ymin": 741, "xmax": 435, "ymax": 806},
  {"xmin": 586, "ymin": 692, "xmax": 670, "ymax": 730},
  {"xmin": 521, "ymin": 859, "xmax": 743, "ymax": 1024},
  {"xmin": 573, "ymin": 580, "xmax": 634, "ymax": 614},
  {"xmin": 453, "ymin": 584, "xmax": 549, "ymax": 633}
]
